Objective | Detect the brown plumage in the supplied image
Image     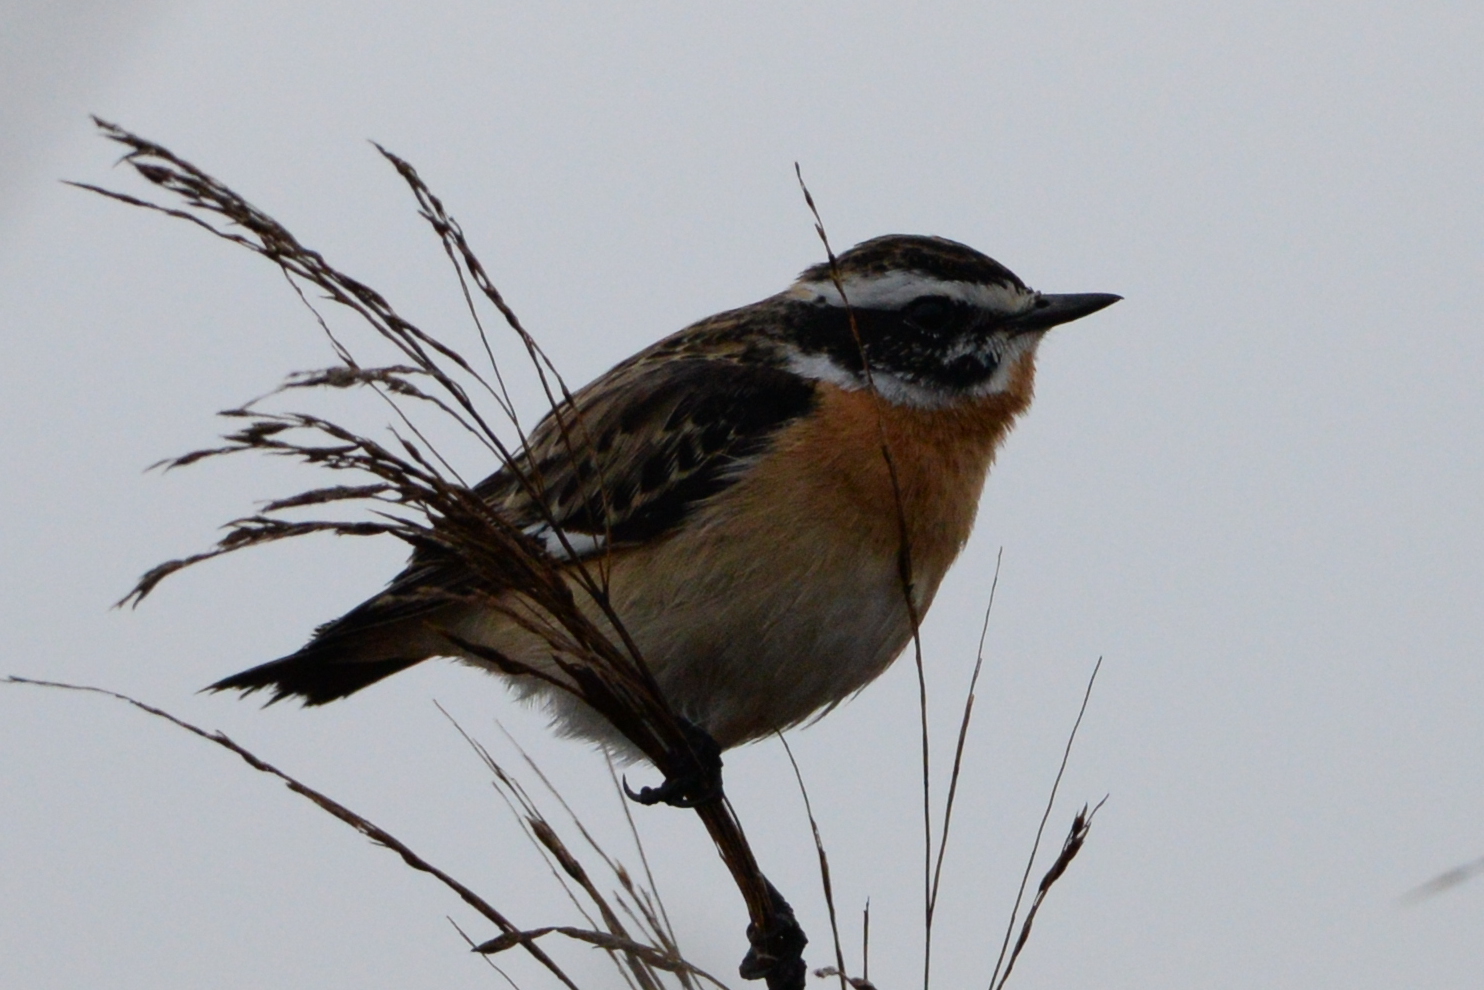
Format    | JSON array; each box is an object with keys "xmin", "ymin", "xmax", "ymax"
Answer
[{"xmin": 210, "ymin": 234, "xmax": 1118, "ymax": 754}]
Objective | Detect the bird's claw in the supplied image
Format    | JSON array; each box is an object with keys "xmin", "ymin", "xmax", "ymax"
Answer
[
  {"xmin": 622, "ymin": 774, "xmax": 721, "ymax": 809},
  {"xmin": 739, "ymin": 880, "xmax": 808, "ymax": 989},
  {"xmin": 622, "ymin": 718, "xmax": 724, "ymax": 809}
]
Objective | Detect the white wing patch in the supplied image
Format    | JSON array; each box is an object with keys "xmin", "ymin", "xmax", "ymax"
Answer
[
  {"xmin": 789, "ymin": 270, "xmax": 1036, "ymax": 316},
  {"xmin": 523, "ymin": 523, "xmax": 607, "ymax": 561}
]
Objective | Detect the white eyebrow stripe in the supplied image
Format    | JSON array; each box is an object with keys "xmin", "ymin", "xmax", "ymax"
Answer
[{"xmin": 788, "ymin": 271, "xmax": 1036, "ymax": 315}]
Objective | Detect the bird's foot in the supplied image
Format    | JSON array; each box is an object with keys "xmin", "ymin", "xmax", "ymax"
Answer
[
  {"xmin": 739, "ymin": 881, "xmax": 808, "ymax": 990},
  {"xmin": 623, "ymin": 717, "xmax": 724, "ymax": 808}
]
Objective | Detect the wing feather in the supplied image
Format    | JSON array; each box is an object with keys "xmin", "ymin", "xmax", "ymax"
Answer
[
  {"xmin": 285, "ymin": 357, "xmax": 817, "ymax": 645},
  {"xmin": 501, "ymin": 357, "xmax": 817, "ymax": 549}
]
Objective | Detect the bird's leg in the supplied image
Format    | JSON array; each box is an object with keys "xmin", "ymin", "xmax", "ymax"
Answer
[
  {"xmin": 624, "ymin": 716, "xmax": 724, "ymax": 808},
  {"xmin": 738, "ymin": 880, "xmax": 808, "ymax": 990}
]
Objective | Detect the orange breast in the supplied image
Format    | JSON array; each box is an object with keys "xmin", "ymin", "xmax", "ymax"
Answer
[
  {"xmin": 732, "ymin": 353, "xmax": 1037, "ymax": 597},
  {"xmin": 455, "ymin": 354, "xmax": 1040, "ymax": 749}
]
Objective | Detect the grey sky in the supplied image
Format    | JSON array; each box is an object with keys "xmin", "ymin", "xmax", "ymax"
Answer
[{"xmin": 2, "ymin": 2, "xmax": 1481, "ymax": 988}]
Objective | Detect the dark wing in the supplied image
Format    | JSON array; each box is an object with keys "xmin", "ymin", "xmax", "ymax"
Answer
[
  {"xmin": 209, "ymin": 357, "xmax": 817, "ymax": 704},
  {"xmin": 490, "ymin": 356, "xmax": 818, "ymax": 547}
]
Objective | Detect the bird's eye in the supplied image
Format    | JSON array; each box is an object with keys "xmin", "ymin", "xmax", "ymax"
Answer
[{"xmin": 903, "ymin": 296, "xmax": 954, "ymax": 332}]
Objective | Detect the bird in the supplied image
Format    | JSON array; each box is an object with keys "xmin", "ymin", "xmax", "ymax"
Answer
[{"xmin": 210, "ymin": 234, "xmax": 1119, "ymax": 773}]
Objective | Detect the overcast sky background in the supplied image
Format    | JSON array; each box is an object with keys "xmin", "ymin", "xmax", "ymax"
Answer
[{"xmin": 2, "ymin": 3, "xmax": 1481, "ymax": 988}]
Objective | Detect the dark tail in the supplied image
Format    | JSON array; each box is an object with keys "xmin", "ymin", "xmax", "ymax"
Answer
[
  {"xmin": 209, "ymin": 553, "xmax": 479, "ymax": 706},
  {"xmin": 207, "ymin": 593, "xmax": 458, "ymax": 705},
  {"xmin": 207, "ymin": 645, "xmax": 428, "ymax": 706}
]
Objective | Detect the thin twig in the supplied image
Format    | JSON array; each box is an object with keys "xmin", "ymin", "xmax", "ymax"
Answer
[
  {"xmin": 449, "ymin": 915, "xmax": 524, "ymax": 989},
  {"xmin": 778, "ymin": 736, "xmax": 848, "ymax": 990},
  {"xmin": 437, "ymin": 705, "xmax": 655, "ymax": 990},
  {"xmin": 929, "ymin": 548, "xmax": 1005, "ymax": 922},
  {"xmin": 606, "ymin": 754, "xmax": 691, "ymax": 981},
  {"xmin": 79, "ymin": 121, "xmax": 800, "ymax": 987},
  {"xmin": 4, "ymin": 677, "xmax": 580, "ymax": 990},
  {"xmin": 987, "ymin": 657, "xmax": 1103, "ymax": 989},
  {"xmin": 991, "ymin": 797, "xmax": 1107, "ymax": 990},
  {"xmin": 472, "ymin": 925, "xmax": 718, "ymax": 981},
  {"xmin": 811, "ymin": 968, "xmax": 878, "ymax": 990},
  {"xmin": 793, "ymin": 164, "xmax": 931, "ymax": 990}
]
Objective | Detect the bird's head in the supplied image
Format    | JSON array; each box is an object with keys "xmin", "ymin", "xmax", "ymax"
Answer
[{"xmin": 781, "ymin": 234, "xmax": 1120, "ymax": 408}]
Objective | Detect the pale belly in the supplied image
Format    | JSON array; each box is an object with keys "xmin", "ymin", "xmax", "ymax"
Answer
[
  {"xmin": 452, "ymin": 510, "xmax": 935, "ymax": 753},
  {"xmin": 450, "ymin": 376, "xmax": 1024, "ymax": 753},
  {"xmin": 601, "ymin": 514, "xmax": 926, "ymax": 747}
]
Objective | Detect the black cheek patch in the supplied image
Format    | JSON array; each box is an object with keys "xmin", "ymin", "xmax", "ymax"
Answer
[
  {"xmin": 938, "ymin": 352, "xmax": 999, "ymax": 389},
  {"xmin": 793, "ymin": 303, "xmax": 1001, "ymax": 391}
]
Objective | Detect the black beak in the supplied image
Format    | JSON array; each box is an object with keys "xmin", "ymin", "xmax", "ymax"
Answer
[{"xmin": 1009, "ymin": 292, "xmax": 1122, "ymax": 332}]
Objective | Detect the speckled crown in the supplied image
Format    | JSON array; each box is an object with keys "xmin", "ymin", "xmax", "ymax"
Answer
[{"xmin": 798, "ymin": 234, "xmax": 1027, "ymax": 290}]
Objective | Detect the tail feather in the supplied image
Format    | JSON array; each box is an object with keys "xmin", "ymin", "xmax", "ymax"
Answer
[
  {"xmin": 207, "ymin": 645, "xmax": 428, "ymax": 706},
  {"xmin": 208, "ymin": 594, "xmax": 460, "ymax": 705},
  {"xmin": 210, "ymin": 553, "xmax": 481, "ymax": 705}
]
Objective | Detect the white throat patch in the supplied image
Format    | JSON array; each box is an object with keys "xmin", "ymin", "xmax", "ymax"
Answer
[{"xmin": 789, "ymin": 271, "xmax": 1036, "ymax": 317}]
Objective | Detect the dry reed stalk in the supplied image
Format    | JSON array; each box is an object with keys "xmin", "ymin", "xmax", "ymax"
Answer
[
  {"xmin": 988, "ymin": 657, "xmax": 1105, "ymax": 989},
  {"xmin": 5, "ymin": 677, "xmax": 586, "ymax": 989},
  {"xmin": 35, "ymin": 121, "xmax": 1114, "ymax": 990},
  {"xmin": 778, "ymin": 735, "xmax": 848, "ymax": 990},
  {"xmin": 790, "ymin": 173, "xmax": 1107, "ymax": 990},
  {"xmin": 9, "ymin": 675, "xmax": 731, "ymax": 989},
  {"xmin": 789, "ymin": 167, "xmax": 935, "ymax": 989},
  {"xmin": 437, "ymin": 706, "xmax": 704, "ymax": 990},
  {"xmin": 71, "ymin": 118, "xmax": 804, "ymax": 990}
]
